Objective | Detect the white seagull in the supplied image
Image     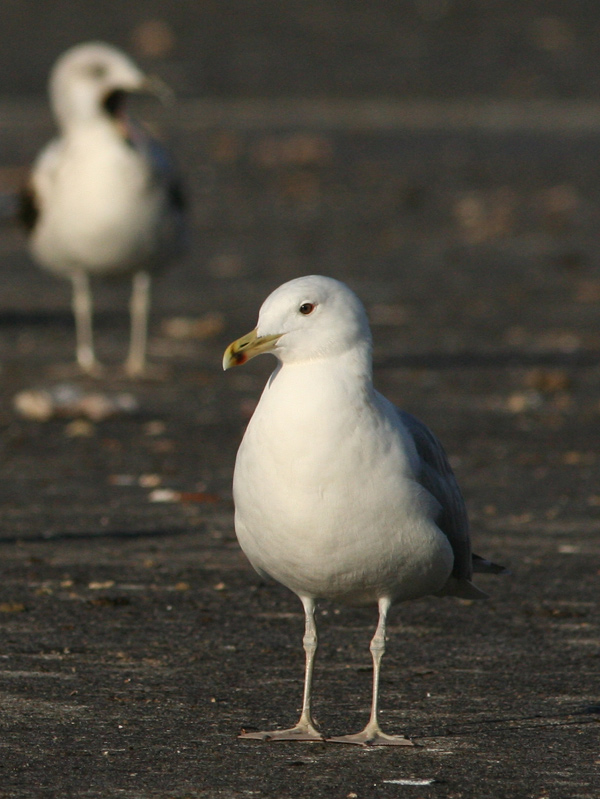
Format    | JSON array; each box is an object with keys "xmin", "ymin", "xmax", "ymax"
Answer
[
  {"xmin": 223, "ymin": 275, "xmax": 507, "ymax": 746},
  {"xmin": 20, "ymin": 41, "xmax": 185, "ymax": 377}
]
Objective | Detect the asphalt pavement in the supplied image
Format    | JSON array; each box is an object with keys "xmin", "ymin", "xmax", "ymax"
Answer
[{"xmin": 0, "ymin": 4, "xmax": 599, "ymax": 798}]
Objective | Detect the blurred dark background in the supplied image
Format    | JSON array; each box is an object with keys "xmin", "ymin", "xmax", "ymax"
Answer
[
  {"xmin": 0, "ymin": 5, "xmax": 599, "ymax": 798},
  {"xmin": 0, "ymin": 3, "xmax": 598, "ymax": 510},
  {"xmin": 1, "ymin": 1, "xmax": 600, "ymax": 99},
  {"xmin": 1, "ymin": 1, "xmax": 599, "ymax": 349}
]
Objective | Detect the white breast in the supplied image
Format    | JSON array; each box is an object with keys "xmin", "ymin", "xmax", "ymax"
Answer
[
  {"xmin": 233, "ymin": 359, "xmax": 454, "ymax": 605},
  {"xmin": 30, "ymin": 123, "xmax": 164, "ymax": 275}
]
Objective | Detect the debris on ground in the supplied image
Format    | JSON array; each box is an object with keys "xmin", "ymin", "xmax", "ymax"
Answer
[{"xmin": 13, "ymin": 383, "xmax": 139, "ymax": 422}]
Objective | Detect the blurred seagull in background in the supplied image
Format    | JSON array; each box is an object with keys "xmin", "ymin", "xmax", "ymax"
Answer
[
  {"xmin": 20, "ymin": 41, "xmax": 185, "ymax": 377},
  {"xmin": 224, "ymin": 275, "xmax": 507, "ymax": 746}
]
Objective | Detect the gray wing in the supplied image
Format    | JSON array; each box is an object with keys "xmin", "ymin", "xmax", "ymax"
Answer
[
  {"xmin": 120, "ymin": 119, "xmax": 187, "ymax": 245},
  {"xmin": 143, "ymin": 133, "xmax": 188, "ymax": 256},
  {"xmin": 397, "ymin": 409, "xmax": 473, "ymax": 581}
]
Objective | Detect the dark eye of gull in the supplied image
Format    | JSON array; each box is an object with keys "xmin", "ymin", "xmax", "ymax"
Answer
[{"xmin": 299, "ymin": 303, "xmax": 315, "ymax": 315}]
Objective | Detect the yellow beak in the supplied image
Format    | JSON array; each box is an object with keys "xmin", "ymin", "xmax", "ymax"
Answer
[{"xmin": 222, "ymin": 328, "xmax": 281, "ymax": 370}]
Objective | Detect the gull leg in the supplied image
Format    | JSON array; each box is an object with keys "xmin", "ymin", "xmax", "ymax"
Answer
[
  {"xmin": 71, "ymin": 271, "xmax": 102, "ymax": 376},
  {"xmin": 125, "ymin": 270, "xmax": 151, "ymax": 377},
  {"xmin": 328, "ymin": 597, "xmax": 413, "ymax": 746},
  {"xmin": 240, "ymin": 595, "xmax": 324, "ymax": 742}
]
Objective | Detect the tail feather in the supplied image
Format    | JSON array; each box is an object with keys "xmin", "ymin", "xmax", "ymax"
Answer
[
  {"xmin": 472, "ymin": 553, "xmax": 510, "ymax": 575},
  {"xmin": 436, "ymin": 577, "xmax": 489, "ymax": 600}
]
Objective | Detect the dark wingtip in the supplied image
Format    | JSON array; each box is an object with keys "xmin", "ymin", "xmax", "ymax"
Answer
[{"xmin": 472, "ymin": 554, "xmax": 511, "ymax": 575}]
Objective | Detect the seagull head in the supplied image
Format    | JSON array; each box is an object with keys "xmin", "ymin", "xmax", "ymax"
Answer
[
  {"xmin": 49, "ymin": 41, "xmax": 171, "ymax": 129},
  {"xmin": 223, "ymin": 275, "xmax": 372, "ymax": 369}
]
